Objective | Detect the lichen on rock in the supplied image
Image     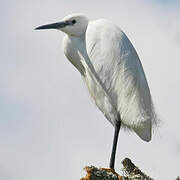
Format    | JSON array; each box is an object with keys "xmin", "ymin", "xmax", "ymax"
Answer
[{"xmin": 81, "ymin": 158, "xmax": 154, "ymax": 180}]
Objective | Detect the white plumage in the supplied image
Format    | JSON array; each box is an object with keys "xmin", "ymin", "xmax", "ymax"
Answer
[
  {"xmin": 63, "ymin": 15, "xmax": 157, "ymax": 142},
  {"xmin": 86, "ymin": 19, "xmax": 157, "ymax": 141},
  {"xmin": 36, "ymin": 13, "xmax": 158, "ymax": 168}
]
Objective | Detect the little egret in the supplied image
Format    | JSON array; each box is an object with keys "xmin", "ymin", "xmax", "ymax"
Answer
[{"xmin": 35, "ymin": 13, "xmax": 157, "ymax": 169}]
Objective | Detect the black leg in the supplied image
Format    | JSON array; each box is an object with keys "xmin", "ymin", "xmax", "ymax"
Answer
[{"xmin": 109, "ymin": 121, "xmax": 121, "ymax": 169}]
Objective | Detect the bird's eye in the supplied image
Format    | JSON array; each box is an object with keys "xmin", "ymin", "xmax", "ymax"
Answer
[{"xmin": 72, "ymin": 19, "xmax": 76, "ymax": 24}]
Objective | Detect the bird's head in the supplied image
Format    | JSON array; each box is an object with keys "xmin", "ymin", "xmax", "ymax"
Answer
[{"xmin": 35, "ymin": 13, "xmax": 89, "ymax": 37}]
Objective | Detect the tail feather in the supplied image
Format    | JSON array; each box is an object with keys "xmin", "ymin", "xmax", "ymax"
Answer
[{"xmin": 133, "ymin": 119, "xmax": 152, "ymax": 142}]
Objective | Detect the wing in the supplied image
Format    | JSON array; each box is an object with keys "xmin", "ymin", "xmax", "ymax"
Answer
[{"xmin": 86, "ymin": 19, "xmax": 157, "ymax": 141}]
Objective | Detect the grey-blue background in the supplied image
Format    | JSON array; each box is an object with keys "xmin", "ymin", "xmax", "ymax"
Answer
[{"xmin": 1, "ymin": 0, "xmax": 180, "ymax": 179}]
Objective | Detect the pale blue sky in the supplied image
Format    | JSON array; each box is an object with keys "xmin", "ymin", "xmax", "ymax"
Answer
[
  {"xmin": 0, "ymin": 0, "xmax": 180, "ymax": 179},
  {"xmin": 154, "ymin": 0, "xmax": 180, "ymax": 4}
]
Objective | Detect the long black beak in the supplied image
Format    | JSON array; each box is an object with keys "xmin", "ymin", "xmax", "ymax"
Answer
[{"xmin": 35, "ymin": 21, "xmax": 68, "ymax": 30}]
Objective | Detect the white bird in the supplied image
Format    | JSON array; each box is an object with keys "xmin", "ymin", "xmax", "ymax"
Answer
[{"xmin": 35, "ymin": 13, "xmax": 157, "ymax": 169}]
